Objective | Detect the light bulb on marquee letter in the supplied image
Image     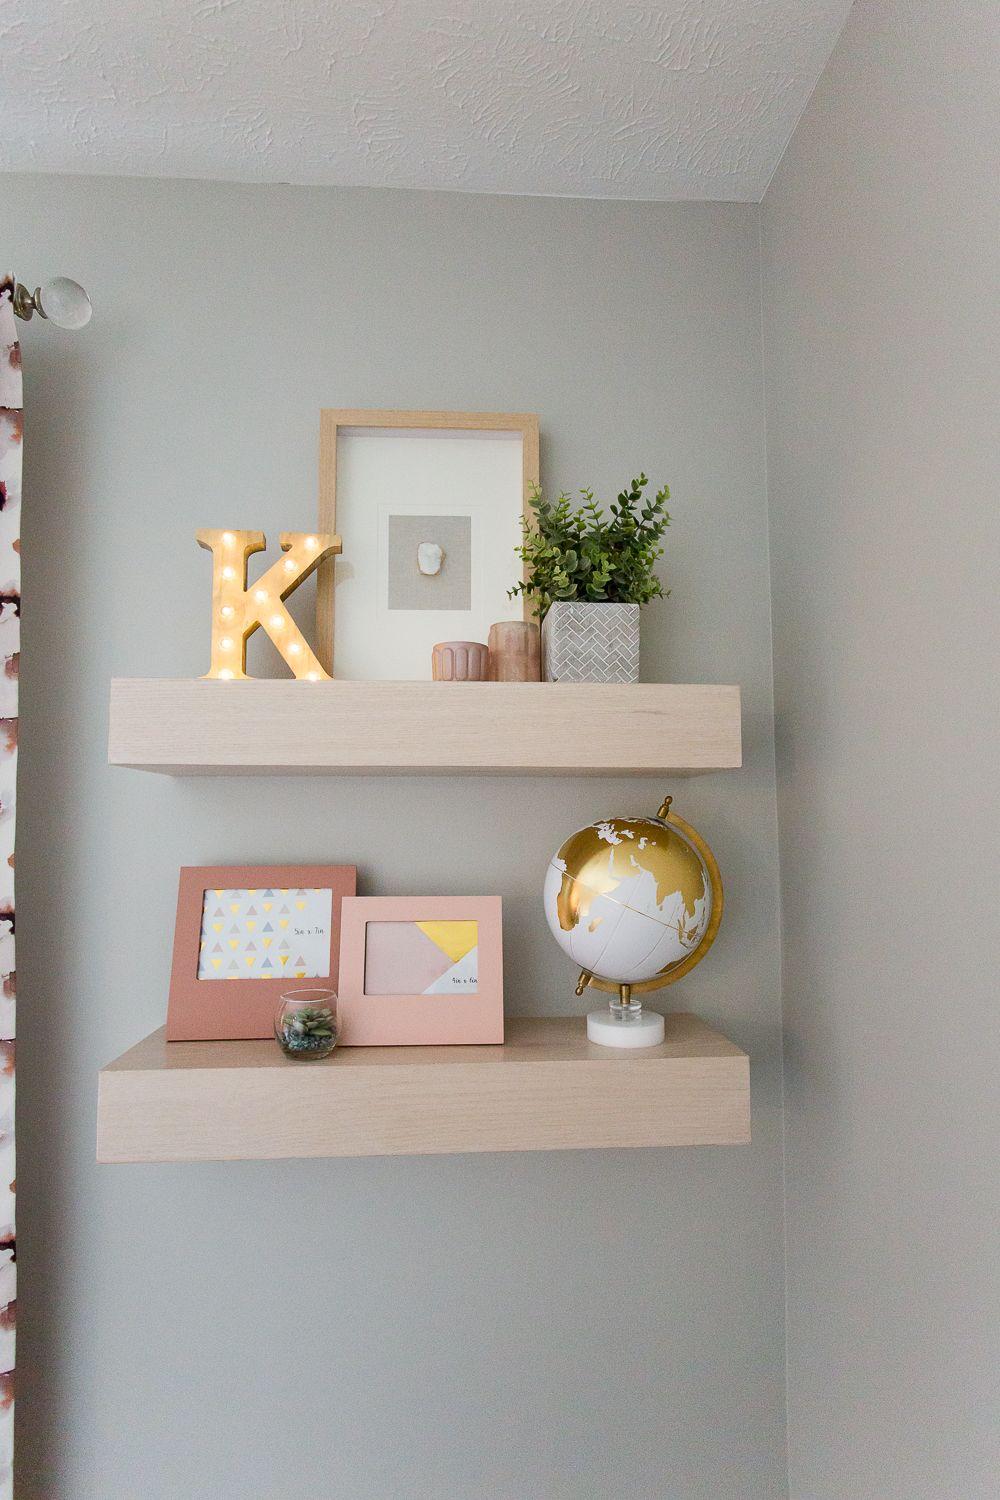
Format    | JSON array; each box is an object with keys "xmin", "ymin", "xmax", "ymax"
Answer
[{"xmin": 196, "ymin": 528, "xmax": 342, "ymax": 680}]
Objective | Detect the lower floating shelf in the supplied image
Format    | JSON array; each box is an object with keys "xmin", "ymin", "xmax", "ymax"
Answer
[{"xmin": 97, "ymin": 1014, "xmax": 750, "ymax": 1162}]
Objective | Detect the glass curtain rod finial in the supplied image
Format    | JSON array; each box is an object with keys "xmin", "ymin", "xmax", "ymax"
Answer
[{"xmin": 11, "ymin": 277, "xmax": 92, "ymax": 329}]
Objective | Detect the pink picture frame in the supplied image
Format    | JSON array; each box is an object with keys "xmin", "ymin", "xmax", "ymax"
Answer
[
  {"xmin": 166, "ymin": 864, "xmax": 357, "ymax": 1041},
  {"xmin": 337, "ymin": 896, "xmax": 504, "ymax": 1046}
]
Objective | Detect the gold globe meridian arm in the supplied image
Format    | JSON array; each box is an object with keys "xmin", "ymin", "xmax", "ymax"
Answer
[{"xmin": 585, "ymin": 808, "xmax": 724, "ymax": 997}]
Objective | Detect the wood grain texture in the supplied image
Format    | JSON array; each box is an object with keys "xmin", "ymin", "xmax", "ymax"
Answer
[
  {"xmin": 97, "ymin": 1014, "xmax": 751, "ymax": 1161},
  {"xmin": 107, "ymin": 679, "xmax": 742, "ymax": 775},
  {"xmin": 316, "ymin": 409, "xmax": 539, "ymax": 674}
]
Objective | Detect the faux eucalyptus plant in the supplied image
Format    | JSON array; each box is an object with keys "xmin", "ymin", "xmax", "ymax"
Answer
[{"xmin": 508, "ymin": 474, "xmax": 671, "ymax": 619}]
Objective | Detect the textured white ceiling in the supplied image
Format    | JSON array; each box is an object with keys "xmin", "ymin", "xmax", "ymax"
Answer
[{"xmin": 0, "ymin": 1, "xmax": 853, "ymax": 201}]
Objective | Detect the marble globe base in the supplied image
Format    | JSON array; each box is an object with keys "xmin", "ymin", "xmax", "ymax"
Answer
[{"xmin": 587, "ymin": 1008, "xmax": 665, "ymax": 1048}]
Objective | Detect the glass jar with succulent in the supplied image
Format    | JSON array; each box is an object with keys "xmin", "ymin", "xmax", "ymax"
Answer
[
  {"xmin": 274, "ymin": 988, "xmax": 339, "ymax": 1060},
  {"xmin": 508, "ymin": 474, "xmax": 670, "ymax": 683}
]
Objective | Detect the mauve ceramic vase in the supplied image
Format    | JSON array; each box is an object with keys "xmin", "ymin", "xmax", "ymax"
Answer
[
  {"xmin": 488, "ymin": 621, "xmax": 541, "ymax": 681},
  {"xmin": 431, "ymin": 640, "xmax": 491, "ymax": 681}
]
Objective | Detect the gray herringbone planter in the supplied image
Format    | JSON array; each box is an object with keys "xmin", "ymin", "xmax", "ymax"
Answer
[{"xmin": 541, "ymin": 602, "xmax": 640, "ymax": 683}]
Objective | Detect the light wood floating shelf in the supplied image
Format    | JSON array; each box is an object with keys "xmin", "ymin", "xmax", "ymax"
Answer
[
  {"xmin": 97, "ymin": 1014, "xmax": 750, "ymax": 1162},
  {"xmin": 107, "ymin": 679, "xmax": 741, "ymax": 775}
]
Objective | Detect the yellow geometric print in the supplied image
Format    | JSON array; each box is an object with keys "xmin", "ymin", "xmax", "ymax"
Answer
[{"xmin": 415, "ymin": 920, "xmax": 479, "ymax": 963}]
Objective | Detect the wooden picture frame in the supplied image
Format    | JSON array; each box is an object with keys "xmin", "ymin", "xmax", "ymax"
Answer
[
  {"xmin": 316, "ymin": 410, "xmax": 539, "ymax": 677},
  {"xmin": 166, "ymin": 864, "xmax": 357, "ymax": 1041},
  {"xmin": 336, "ymin": 895, "xmax": 504, "ymax": 1046}
]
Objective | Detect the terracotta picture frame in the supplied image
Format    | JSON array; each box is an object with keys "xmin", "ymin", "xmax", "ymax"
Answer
[
  {"xmin": 337, "ymin": 895, "xmax": 504, "ymax": 1046},
  {"xmin": 166, "ymin": 864, "xmax": 357, "ymax": 1041},
  {"xmin": 315, "ymin": 409, "xmax": 539, "ymax": 677}
]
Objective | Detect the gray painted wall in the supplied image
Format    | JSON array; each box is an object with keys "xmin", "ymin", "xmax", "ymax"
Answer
[
  {"xmin": 762, "ymin": 1, "xmax": 1000, "ymax": 1496},
  {"xmin": 6, "ymin": 175, "xmax": 785, "ymax": 1497}
]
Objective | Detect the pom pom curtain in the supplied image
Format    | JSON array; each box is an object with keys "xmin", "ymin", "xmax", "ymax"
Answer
[{"xmin": 0, "ymin": 279, "xmax": 21, "ymax": 1495}]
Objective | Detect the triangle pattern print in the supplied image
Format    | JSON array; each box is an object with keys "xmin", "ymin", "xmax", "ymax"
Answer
[{"xmin": 198, "ymin": 888, "xmax": 333, "ymax": 980}]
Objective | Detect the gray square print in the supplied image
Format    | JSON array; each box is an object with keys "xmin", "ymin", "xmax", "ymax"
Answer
[{"xmin": 387, "ymin": 514, "xmax": 472, "ymax": 611}]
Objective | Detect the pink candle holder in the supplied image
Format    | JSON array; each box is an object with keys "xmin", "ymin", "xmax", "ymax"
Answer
[
  {"xmin": 488, "ymin": 621, "xmax": 541, "ymax": 681},
  {"xmin": 431, "ymin": 640, "xmax": 491, "ymax": 681}
]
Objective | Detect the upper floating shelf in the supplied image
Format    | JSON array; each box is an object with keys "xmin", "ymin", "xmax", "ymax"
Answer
[{"xmin": 108, "ymin": 679, "xmax": 742, "ymax": 776}]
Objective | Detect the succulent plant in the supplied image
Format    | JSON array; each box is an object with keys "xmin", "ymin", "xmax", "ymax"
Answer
[
  {"xmin": 276, "ymin": 1004, "xmax": 338, "ymax": 1058},
  {"xmin": 286, "ymin": 1005, "xmax": 335, "ymax": 1037}
]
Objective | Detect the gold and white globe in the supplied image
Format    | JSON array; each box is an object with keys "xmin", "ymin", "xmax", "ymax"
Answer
[{"xmin": 543, "ymin": 798, "xmax": 722, "ymax": 1046}]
